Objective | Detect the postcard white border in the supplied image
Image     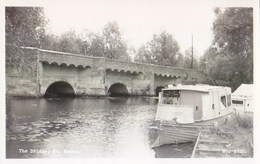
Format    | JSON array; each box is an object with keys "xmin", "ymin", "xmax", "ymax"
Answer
[{"xmin": 0, "ymin": 0, "xmax": 259, "ymax": 164}]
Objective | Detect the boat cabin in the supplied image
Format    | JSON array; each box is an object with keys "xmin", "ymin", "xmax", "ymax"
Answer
[
  {"xmin": 232, "ymin": 84, "xmax": 253, "ymax": 114},
  {"xmin": 156, "ymin": 85, "xmax": 233, "ymax": 124}
]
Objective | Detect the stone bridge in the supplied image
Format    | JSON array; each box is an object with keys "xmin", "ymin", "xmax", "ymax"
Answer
[{"xmin": 6, "ymin": 47, "xmax": 209, "ymax": 97}]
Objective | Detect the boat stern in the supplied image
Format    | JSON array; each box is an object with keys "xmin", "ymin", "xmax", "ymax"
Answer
[{"xmin": 155, "ymin": 104, "xmax": 195, "ymax": 124}]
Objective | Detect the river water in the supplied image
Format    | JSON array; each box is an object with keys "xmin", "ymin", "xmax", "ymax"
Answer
[{"xmin": 6, "ymin": 97, "xmax": 194, "ymax": 158}]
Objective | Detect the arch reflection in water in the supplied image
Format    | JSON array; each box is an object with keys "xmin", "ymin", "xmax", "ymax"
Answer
[{"xmin": 44, "ymin": 81, "xmax": 75, "ymax": 98}]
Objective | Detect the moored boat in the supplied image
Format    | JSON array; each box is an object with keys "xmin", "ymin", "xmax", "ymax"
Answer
[{"xmin": 152, "ymin": 84, "xmax": 233, "ymax": 147}]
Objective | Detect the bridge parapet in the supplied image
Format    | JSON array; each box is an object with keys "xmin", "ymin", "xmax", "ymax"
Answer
[
  {"xmin": 38, "ymin": 49, "xmax": 95, "ymax": 68},
  {"xmin": 105, "ymin": 59, "xmax": 202, "ymax": 79},
  {"xmin": 105, "ymin": 59, "xmax": 147, "ymax": 74}
]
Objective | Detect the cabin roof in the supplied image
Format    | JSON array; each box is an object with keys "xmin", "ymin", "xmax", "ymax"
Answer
[
  {"xmin": 162, "ymin": 84, "xmax": 230, "ymax": 93},
  {"xmin": 232, "ymin": 84, "xmax": 253, "ymax": 99}
]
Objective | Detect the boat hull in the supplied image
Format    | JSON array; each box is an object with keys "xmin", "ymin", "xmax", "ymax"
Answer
[
  {"xmin": 152, "ymin": 114, "xmax": 232, "ymax": 148},
  {"xmin": 152, "ymin": 124, "xmax": 200, "ymax": 147}
]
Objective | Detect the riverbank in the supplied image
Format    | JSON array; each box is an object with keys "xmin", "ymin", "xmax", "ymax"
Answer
[{"xmin": 193, "ymin": 113, "xmax": 253, "ymax": 158}]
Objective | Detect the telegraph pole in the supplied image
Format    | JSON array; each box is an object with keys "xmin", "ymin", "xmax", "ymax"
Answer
[{"xmin": 191, "ymin": 35, "xmax": 194, "ymax": 69}]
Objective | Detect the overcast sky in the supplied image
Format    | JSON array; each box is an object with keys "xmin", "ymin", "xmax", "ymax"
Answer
[{"xmin": 42, "ymin": 0, "xmax": 255, "ymax": 57}]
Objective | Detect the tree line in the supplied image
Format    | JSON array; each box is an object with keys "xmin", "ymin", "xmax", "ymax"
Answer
[
  {"xmin": 40, "ymin": 22, "xmax": 131, "ymax": 61},
  {"xmin": 6, "ymin": 7, "xmax": 253, "ymax": 90},
  {"xmin": 6, "ymin": 7, "xmax": 198, "ymax": 68}
]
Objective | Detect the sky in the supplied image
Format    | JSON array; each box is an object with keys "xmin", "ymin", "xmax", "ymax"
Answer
[
  {"xmin": 43, "ymin": 0, "xmax": 218, "ymax": 57},
  {"xmin": 34, "ymin": 0, "xmax": 255, "ymax": 58}
]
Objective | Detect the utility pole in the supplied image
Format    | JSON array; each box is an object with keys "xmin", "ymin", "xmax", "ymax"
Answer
[{"xmin": 191, "ymin": 35, "xmax": 193, "ymax": 69}]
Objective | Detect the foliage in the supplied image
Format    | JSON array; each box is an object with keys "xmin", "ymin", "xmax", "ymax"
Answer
[
  {"xmin": 87, "ymin": 34, "xmax": 105, "ymax": 57},
  {"xmin": 198, "ymin": 53, "xmax": 207, "ymax": 70},
  {"xmin": 202, "ymin": 8, "xmax": 253, "ymax": 89},
  {"xmin": 6, "ymin": 7, "xmax": 47, "ymax": 70},
  {"xmin": 175, "ymin": 53, "xmax": 185, "ymax": 68},
  {"xmin": 6, "ymin": 7, "xmax": 47, "ymax": 47},
  {"xmin": 56, "ymin": 30, "xmax": 82, "ymax": 54},
  {"xmin": 40, "ymin": 33, "xmax": 60, "ymax": 50},
  {"xmin": 79, "ymin": 32, "xmax": 105, "ymax": 57},
  {"xmin": 135, "ymin": 45, "xmax": 153, "ymax": 64},
  {"xmin": 41, "ymin": 22, "xmax": 131, "ymax": 61},
  {"xmin": 103, "ymin": 22, "xmax": 130, "ymax": 61},
  {"xmin": 236, "ymin": 114, "xmax": 253, "ymax": 128},
  {"xmin": 134, "ymin": 31, "xmax": 182, "ymax": 67},
  {"xmin": 183, "ymin": 47, "xmax": 199, "ymax": 69}
]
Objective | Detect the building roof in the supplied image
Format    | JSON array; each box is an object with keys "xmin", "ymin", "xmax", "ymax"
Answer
[
  {"xmin": 232, "ymin": 84, "xmax": 253, "ymax": 99},
  {"xmin": 162, "ymin": 84, "xmax": 230, "ymax": 93}
]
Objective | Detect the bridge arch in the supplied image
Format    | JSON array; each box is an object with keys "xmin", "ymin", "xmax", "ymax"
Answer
[
  {"xmin": 107, "ymin": 83, "xmax": 129, "ymax": 97},
  {"xmin": 44, "ymin": 81, "xmax": 75, "ymax": 98},
  {"xmin": 155, "ymin": 86, "xmax": 165, "ymax": 96}
]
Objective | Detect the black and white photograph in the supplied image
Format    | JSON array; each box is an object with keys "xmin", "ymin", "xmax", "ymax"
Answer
[{"xmin": 2, "ymin": 0, "xmax": 258, "ymax": 162}]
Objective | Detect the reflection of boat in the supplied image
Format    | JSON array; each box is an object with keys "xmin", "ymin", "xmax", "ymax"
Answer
[{"xmin": 153, "ymin": 84, "xmax": 233, "ymax": 147}]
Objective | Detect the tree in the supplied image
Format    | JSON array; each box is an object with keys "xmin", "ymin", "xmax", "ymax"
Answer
[
  {"xmin": 6, "ymin": 7, "xmax": 47, "ymax": 70},
  {"xmin": 198, "ymin": 52, "xmax": 207, "ymax": 71},
  {"xmin": 103, "ymin": 22, "xmax": 131, "ymax": 61},
  {"xmin": 40, "ymin": 34, "xmax": 60, "ymax": 51},
  {"xmin": 134, "ymin": 31, "xmax": 182, "ymax": 67},
  {"xmin": 6, "ymin": 7, "xmax": 47, "ymax": 130},
  {"xmin": 134, "ymin": 45, "xmax": 153, "ymax": 64},
  {"xmin": 87, "ymin": 34, "xmax": 105, "ymax": 57},
  {"xmin": 175, "ymin": 53, "xmax": 185, "ymax": 68},
  {"xmin": 78, "ymin": 31, "xmax": 105, "ymax": 57},
  {"xmin": 202, "ymin": 8, "xmax": 253, "ymax": 89},
  {"xmin": 183, "ymin": 47, "xmax": 199, "ymax": 69},
  {"xmin": 55, "ymin": 30, "xmax": 81, "ymax": 54},
  {"xmin": 40, "ymin": 22, "xmax": 131, "ymax": 61}
]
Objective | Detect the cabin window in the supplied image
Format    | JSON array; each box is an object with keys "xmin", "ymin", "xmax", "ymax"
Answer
[
  {"xmin": 232, "ymin": 100, "xmax": 243, "ymax": 105},
  {"xmin": 221, "ymin": 96, "xmax": 227, "ymax": 107},
  {"xmin": 164, "ymin": 97, "xmax": 173, "ymax": 104},
  {"xmin": 163, "ymin": 90, "xmax": 180, "ymax": 97},
  {"xmin": 227, "ymin": 95, "xmax": 231, "ymax": 106}
]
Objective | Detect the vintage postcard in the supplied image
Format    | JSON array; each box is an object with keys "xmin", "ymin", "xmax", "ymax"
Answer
[{"xmin": 1, "ymin": 0, "xmax": 259, "ymax": 164}]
